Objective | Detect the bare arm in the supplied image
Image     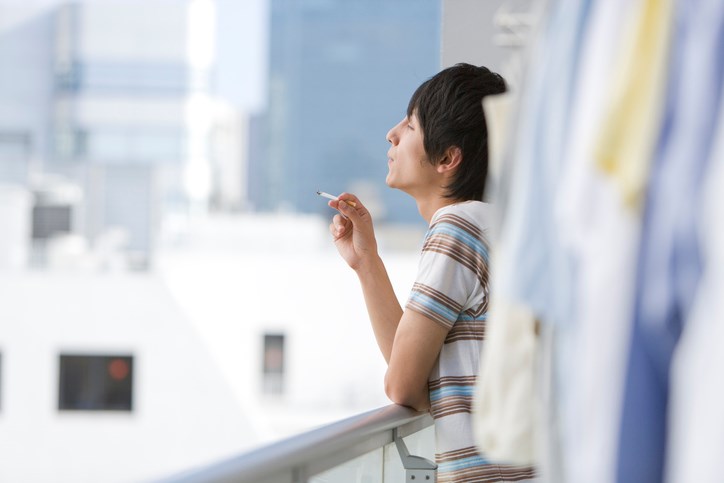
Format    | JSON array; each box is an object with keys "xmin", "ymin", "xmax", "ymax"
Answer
[
  {"xmin": 385, "ymin": 309, "xmax": 448, "ymax": 410},
  {"xmin": 328, "ymin": 194, "xmax": 400, "ymax": 362},
  {"xmin": 353, "ymin": 254, "xmax": 402, "ymax": 363},
  {"xmin": 329, "ymin": 195, "xmax": 447, "ymax": 410}
]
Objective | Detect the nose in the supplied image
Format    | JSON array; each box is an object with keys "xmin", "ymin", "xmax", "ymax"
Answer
[{"xmin": 386, "ymin": 118, "xmax": 404, "ymax": 145}]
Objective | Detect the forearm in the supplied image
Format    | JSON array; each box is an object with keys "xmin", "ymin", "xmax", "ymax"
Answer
[
  {"xmin": 385, "ymin": 370, "xmax": 431, "ymax": 411},
  {"xmin": 384, "ymin": 309, "xmax": 448, "ymax": 412},
  {"xmin": 355, "ymin": 255, "xmax": 403, "ymax": 364}
]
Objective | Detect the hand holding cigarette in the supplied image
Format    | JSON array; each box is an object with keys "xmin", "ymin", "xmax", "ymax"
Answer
[
  {"xmin": 322, "ymin": 191, "xmax": 377, "ymax": 271},
  {"xmin": 316, "ymin": 190, "xmax": 357, "ymax": 207}
]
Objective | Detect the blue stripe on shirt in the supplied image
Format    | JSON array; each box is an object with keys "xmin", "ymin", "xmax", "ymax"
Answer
[
  {"xmin": 427, "ymin": 223, "xmax": 489, "ymax": 262},
  {"xmin": 437, "ymin": 454, "xmax": 491, "ymax": 473},
  {"xmin": 429, "ymin": 385, "xmax": 475, "ymax": 402},
  {"xmin": 408, "ymin": 291, "xmax": 459, "ymax": 322},
  {"xmin": 458, "ymin": 312, "xmax": 488, "ymax": 322}
]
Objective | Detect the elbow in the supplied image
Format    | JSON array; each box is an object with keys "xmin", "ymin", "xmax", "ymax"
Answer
[
  {"xmin": 384, "ymin": 372, "xmax": 429, "ymax": 412},
  {"xmin": 384, "ymin": 380, "xmax": 410, "ymax": 407}
]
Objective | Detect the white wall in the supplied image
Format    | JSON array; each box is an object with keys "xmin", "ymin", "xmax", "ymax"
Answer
[
  {"xmin": 157, "ymin": 213, "xmax": 423, "ymax": 442},
  {"xmin": 441, "ymin": 0, "xmax": 533, "ymax": 76},
  {"xmin": 0, "ymin": 272, "xmax": 258, "ymax": 483},
  {"xmin": 0, "ymin": 212, "xmax": 414, "ymax": 482},
  {"xmin": 0, "ymin": 185, "xmax": 30, "ymax": 269}
]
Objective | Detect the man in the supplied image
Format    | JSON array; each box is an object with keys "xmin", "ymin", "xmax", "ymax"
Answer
[{"xmin": 327, "ymin": 63, "xmax": 535, "ymax": 482}]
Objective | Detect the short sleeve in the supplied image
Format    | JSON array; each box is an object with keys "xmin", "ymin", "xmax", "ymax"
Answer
[{"xmin": 406, "ymin": 211, "xmax": 490, "ymax": 331}]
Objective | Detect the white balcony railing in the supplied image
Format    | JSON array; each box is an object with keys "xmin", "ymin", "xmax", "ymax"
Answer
[{"xmin": 161, "ymin": 404, "xmax": 436, "ymax": 483}]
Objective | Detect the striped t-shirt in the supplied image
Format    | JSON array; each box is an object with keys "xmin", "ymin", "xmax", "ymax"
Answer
[{"xmin": 406, "ymin": 201, "xmax": 536, "ymax": 483}]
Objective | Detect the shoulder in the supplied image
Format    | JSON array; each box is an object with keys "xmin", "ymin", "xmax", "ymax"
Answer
[
  {"xmin": 422, "ymin": 201, "xmax": 492, "ymax": 266},
  {"xmin": 429, "ymin": 201, "xmax": 492, "ymax": 239}
]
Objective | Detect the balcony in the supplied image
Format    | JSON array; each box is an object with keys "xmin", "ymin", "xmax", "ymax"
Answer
[{"xmin": 164, "ymin": 404, "xmax": 436, "ymax": 483}]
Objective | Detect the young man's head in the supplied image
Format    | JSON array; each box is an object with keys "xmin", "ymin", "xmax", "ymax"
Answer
[{"xmin": 406, "ymin": 63, "xmax": 506, "ymax": 201}]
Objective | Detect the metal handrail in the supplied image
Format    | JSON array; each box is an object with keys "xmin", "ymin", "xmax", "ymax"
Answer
[{"xmin": 161, "ymin": 404, "xmax": 434, "ymax": 483}]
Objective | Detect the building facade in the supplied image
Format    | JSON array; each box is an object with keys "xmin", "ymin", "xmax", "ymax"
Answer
[{"xmin": 254, "ymin": 0, "xmax": 441, "ymax": 223}]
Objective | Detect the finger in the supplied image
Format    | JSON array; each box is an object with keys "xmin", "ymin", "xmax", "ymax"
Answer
[
  {"xmin": 336, "ymin": 197, "xmax": 361, "ymax": 221},
  {"xmin": 329, "ymin": 199, "xmax": 353, "ymax": 221},
  {"xmin": 332, "ymin": 213, "xmax": 347, "ymax": 229},
  {"xmin": 328, "ymin": 199, "xmax": 349, "ymax": 218},
  {"xmin": 331, "ymin": 214, "xmax": 348, "ymax": 238},
  {"xmin": 337, "ymin": 192, "xmax": 362, "ymax": 209}
]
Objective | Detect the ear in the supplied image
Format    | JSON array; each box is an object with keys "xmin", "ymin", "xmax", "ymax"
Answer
[{"xmin": 436, "ymin": 146, "xmax": 462, "ymax": 174}]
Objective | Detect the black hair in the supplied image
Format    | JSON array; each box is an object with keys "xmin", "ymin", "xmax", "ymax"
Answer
[{"xmin": 406, "ymin": 63, "xmax": 507, "ymax": 201}]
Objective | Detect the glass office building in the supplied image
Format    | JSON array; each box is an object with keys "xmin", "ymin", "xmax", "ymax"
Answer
[{"xmin": 254, "ymin": 0, "xmax": 441, "ymax": 223}]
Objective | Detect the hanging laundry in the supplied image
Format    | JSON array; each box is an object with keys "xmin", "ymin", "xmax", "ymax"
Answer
[
  {"xmin": 615, "ymin": 0, "xmax": 724, "ymax": 481},
  {"xmin": 593, "ymin": 0, "xmax": 675, "ymax": 209},
  {"xmin": 493, "ymin": 0, "xmax": 592, "ymax": 329},
  {"xmin": 666, "ymin": 95, "xmax": 724, "ymax": 483},
  {"xmin": 554, "ymin": 0, "xmax": 651, "ymax": 481},
  {"xmin": 475, "ymin": 0, "xmax": 593, "ymax": 479},
  {"xmin": 473, "ymin": 0, "xmax": 724, "ymax": 482}
]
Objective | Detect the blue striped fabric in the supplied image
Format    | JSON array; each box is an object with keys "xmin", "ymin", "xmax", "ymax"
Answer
[
  {"xmin": 408, "ymin": 291, "xmax": 460, "ymax": 323},
  {"xmin": 458, "ymin": 312, "xmax": 488, "ymax": 322},
  {"xmin": 426, "ymin": 223, "xmax": 491, "ymax": 262},
  {"xmin": 438, "ymin": 454, "xmax": 492, "ymax": 473},
  {"xmin": 429, "ymin": 384, "xmax": 476, "ymax": 402},
  {"xmin": 407, "ymin": 202, "xmax": 535, "ymax": 481}
]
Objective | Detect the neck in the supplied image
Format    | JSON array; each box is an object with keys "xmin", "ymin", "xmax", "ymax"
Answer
[{"xmin": 416, "ymin": 195, "xmax": 460, "ymax": 224}]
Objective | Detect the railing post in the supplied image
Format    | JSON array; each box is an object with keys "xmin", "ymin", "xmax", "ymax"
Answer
[
  {"xmin": 393, "ymin": 428, "xmax": 437, "ymax": 482},
  {"xmin": 292, "ymin": 466, "xmax": 307, "ymax": 483}
]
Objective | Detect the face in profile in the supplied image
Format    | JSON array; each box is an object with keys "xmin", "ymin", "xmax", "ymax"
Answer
[{"xmin": 384, "ymin": 113, "xmax": 438, "ymax": 198}]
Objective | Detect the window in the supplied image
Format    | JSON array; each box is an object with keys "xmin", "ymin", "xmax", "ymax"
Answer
[
  {"xmin": 58, "ymin": 354, "xmax": 133, "ymax": 411},
  {"xmin": 32, "ymin": 205, "xmax": 72, "ymax": 240},
  {"xmin": 262, "ymin": 334, "xmax": 285, "ymax": 395}
]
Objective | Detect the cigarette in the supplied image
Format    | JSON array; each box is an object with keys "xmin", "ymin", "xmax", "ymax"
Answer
[{"xmin": 316, "ymin": 190, "xmax": 357, "ymax": 207}]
